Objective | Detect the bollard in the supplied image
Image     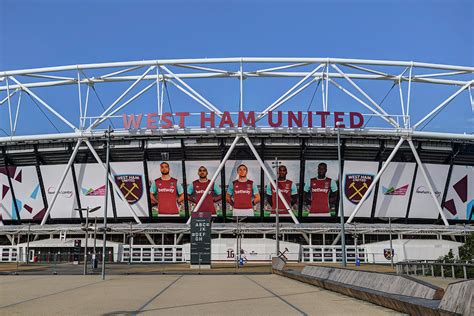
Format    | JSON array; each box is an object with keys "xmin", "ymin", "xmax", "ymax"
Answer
[
  {"xmin": 463, "ymin": 265, "xmax": 467, "ymax": 280},
  {"xmin": 441, "ymin": 265, "xmax": 444, "ymax": 278},
  {"xmin": 421, "ymin": 264, "xmax": 425, "ymax": 276},
  {"xmin": 431, "ymin": 265, "xmax": 434, "ymax": 277},
  {"xmin": 451, "ymin": 265, "xmax": 455, "ymax": 278}
]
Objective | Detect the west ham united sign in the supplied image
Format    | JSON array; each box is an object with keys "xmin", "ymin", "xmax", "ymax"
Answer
[
  {"xmin": 345, "ymin": 174, "xmax": 374, "ymax": 204},
  {"xmin": 115, "ymin": 175, "xmax": 143, "ymax": 204}
]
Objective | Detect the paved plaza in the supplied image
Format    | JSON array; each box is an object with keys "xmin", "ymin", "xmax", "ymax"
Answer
[{"xmin": 0, "ymin": 274, "xmax": 402, "ymax": 315}]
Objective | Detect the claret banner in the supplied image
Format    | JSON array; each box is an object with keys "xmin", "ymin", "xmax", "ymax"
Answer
[
  {"xmin": 262, "ymin": 160, "xmax": 300, "ymax": 217},
  {"xmin": 303, "ymin": 161, "xmax": 340, "ymax": 217},
  {"xmin": 225, "ymin": 160, "xmax": 262, "ymax": 217},
  {"xmin": 147, "ymin": 161, "xmax": 184, "ymax": 217},
  {"xmin": 185, "ymin": 161, "xmax": 222, "ymax": 217},
  {"xmin": 123, "ymin": 111, "xmax": 365, "ymax": 130}
]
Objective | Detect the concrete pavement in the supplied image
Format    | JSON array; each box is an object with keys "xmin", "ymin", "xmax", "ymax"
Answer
[{"xmin": 0, "ymin": 274, "xmax": 402, "ymax": 315}]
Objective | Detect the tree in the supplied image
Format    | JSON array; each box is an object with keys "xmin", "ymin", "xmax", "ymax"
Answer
[{"xmin": 459, "ymin": 232, "xmax": 474, "ymax": 261}]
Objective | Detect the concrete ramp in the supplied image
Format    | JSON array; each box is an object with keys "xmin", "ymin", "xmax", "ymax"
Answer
[
  {"xmin": 438, "ymin": 280, "xmax": 473, "ymax": 316},
  {"xmin": 301, "ymin": 265, "xmax": 443, "ymax": 300},
  {"xmin": 275, "ymin": 265, "xmax": 454, "ymax": 315}
]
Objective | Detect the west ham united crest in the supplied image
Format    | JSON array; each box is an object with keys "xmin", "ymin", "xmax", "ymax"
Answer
[
  {"xmin": 384, "ymin": 248, "xmax": 394, "ymax": 260},
  {"xmin": 115, "ymin": 175, "xmax": 143, "ymax": 204},
  {"xmin": 345, "ymin": 174, "xmax": 374, "ymax": 204}
]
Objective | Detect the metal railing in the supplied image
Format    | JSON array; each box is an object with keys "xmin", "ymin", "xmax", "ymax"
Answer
[{"xmin": 396, "ymin": 260, "xmax": 474, "ymax": 280}]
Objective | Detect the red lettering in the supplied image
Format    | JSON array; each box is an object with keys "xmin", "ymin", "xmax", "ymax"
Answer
[
  {"xmin": 123, "ymin": 114, "xmax": 143, "ymax": 129},
  {"xmin": 147, "ymin": 113, "xmax": 158, "ymax": 129},
  {"xmin": 200, "ymin": 112, "xmax": 215, "ymax": 128},
  {"xmin": 175, "ymin": 112, "xmax": 190, "ymax": 128},
  {"xmin": 268, "ymin": 111, "xmax": 282, "ymax": 127},
  {"xmin": 219, "ymin": 111, "xmax": 234, "ymax": 128},
  {"xmin": 334, "ymin": 111, "xmax": 345, "ymax": 128},
  {"xmin": 316, "ymin": 111, "xmax": 330, "ymax": 128},
  {"xmin": 350, "ymin": 112, "xmax": 364, "ymax": 128},
  {"xmin": 288, "ymin": 111, "xmax": 303, "ymax": 127},
  {"xmin": 238, "ymin": 111, "xmax": 255, "ymax": 127},
  {"xmin": 307, "ymin": 111, "xmax": 313, "ymax": 128},
  {"xmin": 161, "ymin": 112, "xmax": 173, "ymax": 129}
]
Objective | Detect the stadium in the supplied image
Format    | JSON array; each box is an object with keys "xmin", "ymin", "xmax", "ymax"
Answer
[{"xmin": 0, "ymin": 57, "xmax": 473, "ymax": 265}]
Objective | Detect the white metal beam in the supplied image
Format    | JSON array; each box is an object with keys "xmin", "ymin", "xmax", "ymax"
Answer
[
  {"xmin": 40, "ymin": 140, "xmax": 82, "ymax": 225},
  {"xmin": 0, "ymin": 88, "xmax": 18, "ymax": 105},
  {"xmin": 2, "ymin": 58, "xmax": 473, "ymax": 77},
  {"xmin": 94, "ymin": 81, "xmax": 156, "ymax": 127},
  {"xmin": 13, "ymin": 90, "xmax": 22, "ymax": 135},
  {"xmin": 331, "ymin": 64, "xmax": 399, "ymax": 128},
  {"xmin": 328, "ymin": 78, "xmax": 396, "ymax": 127},
  {"xmin": 257, "ymin": 64, "xmax": 324, "ymax": 121},
  {"xmin": 84, "ymin": 141, "xmax": 155, "ymax": 245},
  {"xmin": 160, "ymin": 65, "xmax": 223, "ymax": 115},
  {"xmin": 243, "ymin": 136, "xmax": 300, "ymax": 224},
  {"xmin": 1, "ymin": 72, "xmax": 471, "ymax": 92},
  {"xmin": 9, "ymin": 76, "xmax": 78, "ymax": 131},
  {"xmin": 83, "ymin": 140, "xmax": 142, "ymax": 224},
  {"xmin": 407, "ymin": 139, "xmax": 449, "ymax": 226},
  {"xmin": 185, "ymin": 136, "xmax": 241, "ymax": 225},
  {"xmin": 413, "ymin": 81, "xmax": 472, "ymax": 129},
  {"xmin": 89, "ymin": 66, "xmax": 156, "ymax": 129}
]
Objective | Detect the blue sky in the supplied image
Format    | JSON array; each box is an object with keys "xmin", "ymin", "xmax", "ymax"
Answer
[{"xmin": 0, "ymin": 0, "xmax": 472, "ymax": 135}]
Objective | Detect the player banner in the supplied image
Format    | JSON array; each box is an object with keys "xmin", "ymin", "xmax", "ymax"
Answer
[
  {"xmin": 303, "ymin": 160, "xmax": 339, "ymax": 217},
  {"xmin": 147, "ymin": 161, "xmax": 184, "ymax": 217},
  {"xmin": 185, "ymin": 160, "xmax": 222, "ymax": 217},
  {"xmin": 263, "ymin": 160, "xmax": 300, "ymax": 217},
  {"xmin": 225, "ymin": 160, "xmax": 261, "ymax": 217}
]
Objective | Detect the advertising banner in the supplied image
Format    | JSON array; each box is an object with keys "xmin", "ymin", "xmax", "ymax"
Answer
[
  {"xmin": 185, "ymin": 160, "xmax": 222, "ymax": 216},
  {"xmin": 147, "ymin": 161, "xmax": 184, "ymax": 217},
  {"xmin": 225, "ymin": 160, "xmax": 261, "ymax": 217},
  {"xmin": 75, "ymin": 163, "xmax": 114, "ymax": 218},
  {"xmin": 443, "ymin": 165, "xmax": 474, "ymax": 220},
  {"xmin": 40, "ymin": 164, "xmax": 77, "ymax": 218},
  {"xmin": 342, "ymin": 161, "xmax": 379, "ymax": 218},
  {"xmin": 303, "ymin": 160, "xmax": 340, "ymax": 217},
  {"xmin": 110, "ymin": 162, "xmax": 148, "ymax": 218},
  {"xmin": 374, "ymin": 162, "xmax": 416, "ymax": 218},
  {"xmin": 262, "ymin": 160, "xmax": 300, "ymax": 217},
  {"xmin": 409, "ymin": 164, "xmax": 449, "ymax": 219},
  {"xmin": 0, "ymin": 167, "xmax": 16, "ymax": 221}
]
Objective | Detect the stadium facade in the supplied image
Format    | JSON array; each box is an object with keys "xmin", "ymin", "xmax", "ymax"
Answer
[{"xmin": 0, "ymin": 58, "xmax": 472, "ymax": 264}]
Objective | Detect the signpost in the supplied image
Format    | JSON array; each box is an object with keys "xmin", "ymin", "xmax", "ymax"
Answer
[
  {"xmin": 73, "ymin": 239, "xmax": 81, "ymax": 264},
  {"xmin": 190, "ymin": 212, "xmax": 211, "ymax": 269}
]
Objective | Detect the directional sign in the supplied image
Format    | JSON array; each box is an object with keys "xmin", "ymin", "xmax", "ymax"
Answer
[{"xmin": 190, "ymin": 212, "xmax": 211, "ymax": 268}]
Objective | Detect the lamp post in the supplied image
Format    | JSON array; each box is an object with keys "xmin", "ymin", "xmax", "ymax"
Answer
[
  {"xmin": 380, "ymin": 217, "xmax": 397, "ymax": 269},
  {"xmin": 26, "ymin": 222, "xmax": 31, "ymax": 264},
  {"xmin": 389, "ymin": 217, "xmax": 394, "ymax": 269},
  {"xmin": 75, "ymin": 206, "xmax": 101, "ymax": 275},
  {"xmin": 102, "ymin": 126, "xmax": 112, "ymax": 280},
  {"xmin": 93, "ymin": 216, "xmax": 97, "ymax": 256},
  {"xmin": 337, "ymin": 123, "xmax": 347, "ymax": 267},
  {"xmin": 272, "ymin": 158, "xmax": 280, "ymax": 256}
]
